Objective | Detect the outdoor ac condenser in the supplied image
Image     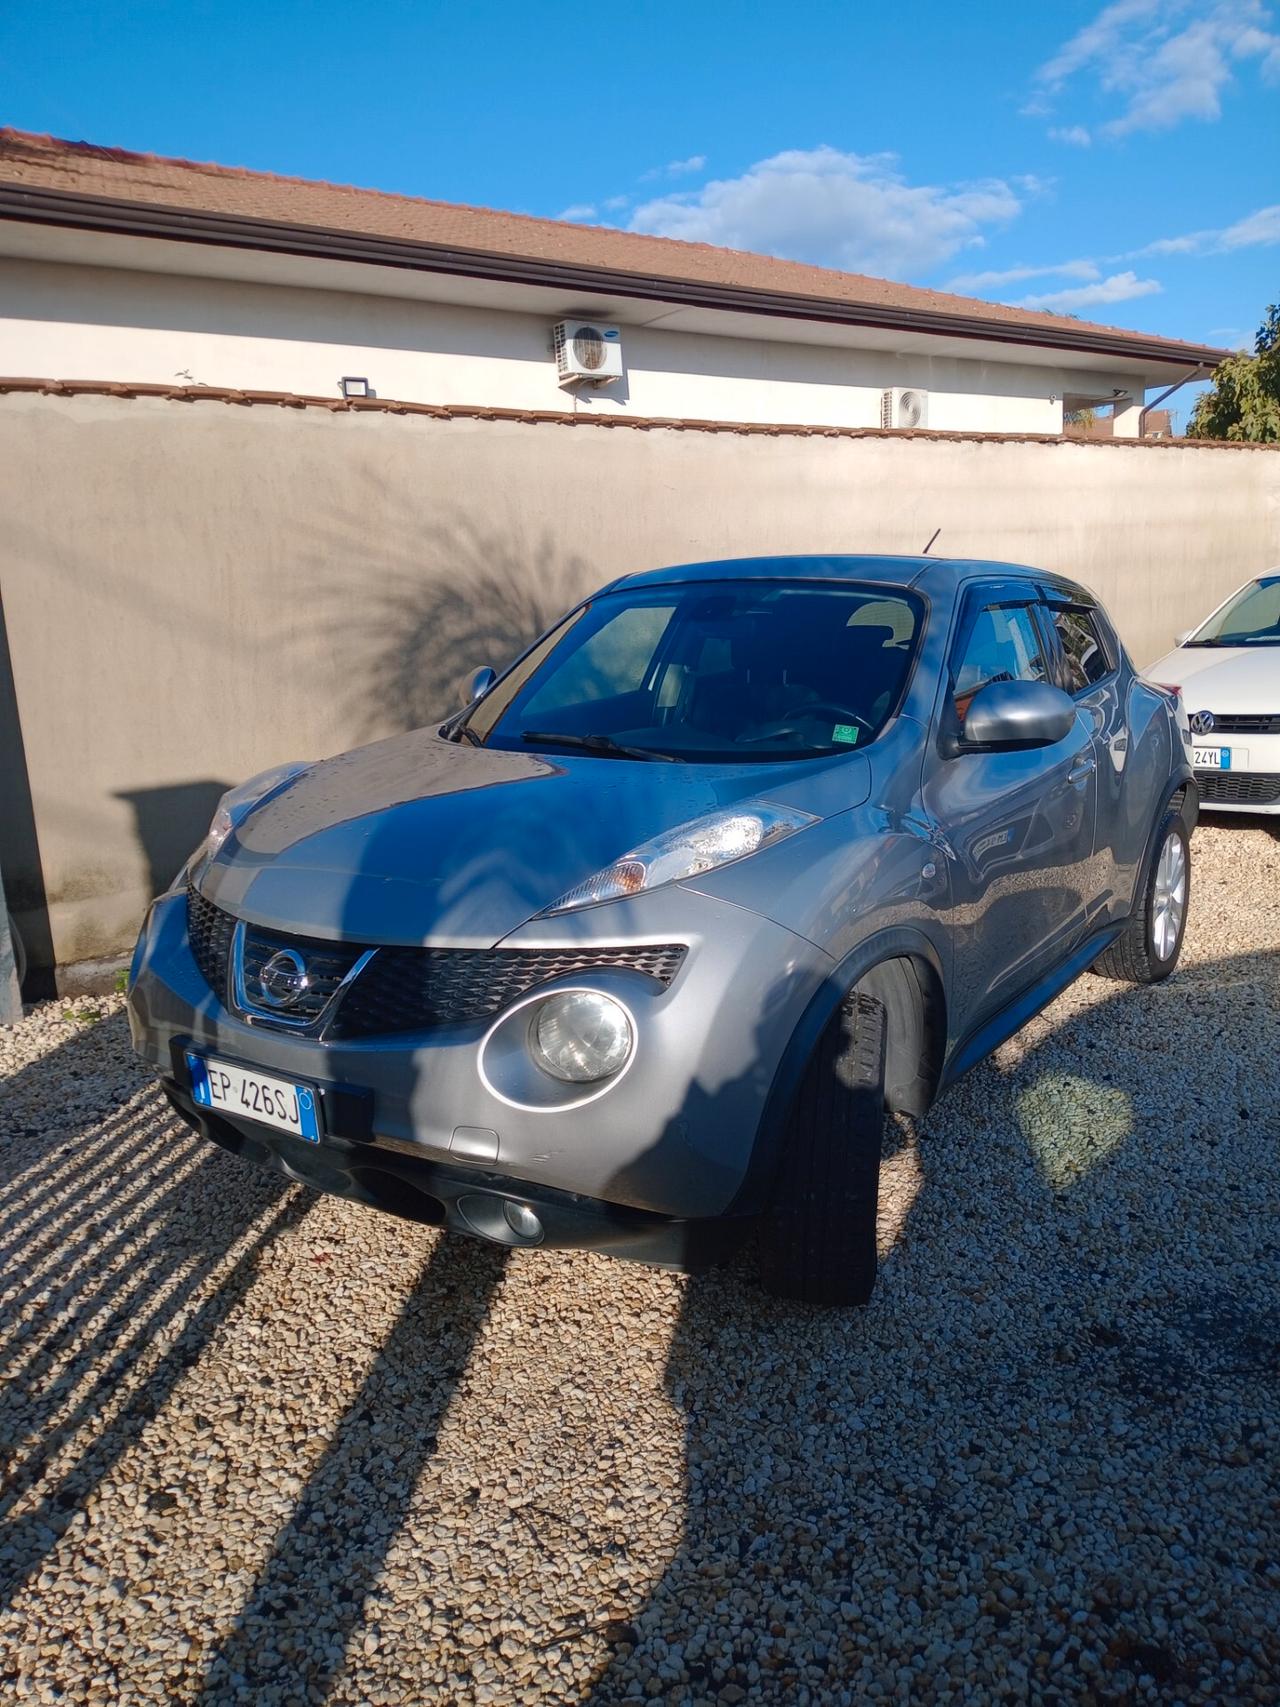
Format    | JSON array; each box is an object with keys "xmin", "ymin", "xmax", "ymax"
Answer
[
  {"xmin": 881, "ymin": 386, "xmax": 929, "ymax": 429},
  {"xmin": 553, "ymin": 321, "xmax": 624, "ymax": 389}
]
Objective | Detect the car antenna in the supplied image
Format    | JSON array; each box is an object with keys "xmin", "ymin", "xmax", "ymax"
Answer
[{"xmin": 922, "ymin": 527, "xmax": 941, "ymax": 555}]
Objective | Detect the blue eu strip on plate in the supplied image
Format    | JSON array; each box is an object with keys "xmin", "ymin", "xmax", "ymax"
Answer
[{"xmin": 185, "ymin": 1050, "xmax": 322, "ymax": 1142}]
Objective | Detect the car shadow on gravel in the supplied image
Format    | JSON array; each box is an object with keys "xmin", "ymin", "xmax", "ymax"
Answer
[
  {"xmin": 577, "ymin": 948, "xmax": 1280, "ymax": 1705},
  {"xmin": 0, "ymin": 1010, "xmax": 308, "ymax": 1614},
  {"xmin": 194, "ymin": 1236, "xmax": 509, "ymax": 1705}
]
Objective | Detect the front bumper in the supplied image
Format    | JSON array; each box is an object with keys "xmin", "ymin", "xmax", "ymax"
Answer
[
  {"xmin": 162, "ymin": 1076, "xmax": 737, "ymax": 1268},
  {"xmin": 128, "ymin": 883, "xmax": 833, "ymax": 1225},
  {"xmin": 1193, "ymin": 730, "xmax": 1280, "ymax": 815},
  {"xmin": 1193, "ymin": 770, "xmax": 1280, "ymax": 814}
]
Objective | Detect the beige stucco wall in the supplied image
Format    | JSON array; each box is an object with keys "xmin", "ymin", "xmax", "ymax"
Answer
[
  {"xmin": 1, "ymin": 388, "xmax": 1276, "ymax": 971},
  {"xmin": 0, "ymin": 254, "xmax": 1159, "ymax": 434}
]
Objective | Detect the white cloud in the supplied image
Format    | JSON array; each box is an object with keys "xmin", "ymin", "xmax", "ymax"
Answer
[
  {"xmin": 946, "ymin": 259, "xmax": 1101, "ymax": 291},
  {"xmin": 1134, "ymin": 232, "xmax": 1207, "ymax": 256},
  {"xmin": 1032, "ymin": 0, "xmax": 1280, "ymax": 137},
  {"xmin": 628, "ymin": 146, "xmax": 1024, "ymax": 278},
  {"xmin": 1049, "ymin": 124, "xmax": 1093, "ymax": 145},
  {"xmin": 602, "ymin": 194, "xmax": 630, "ymax": 212},
  {"xmin": 640, "ymin": 154, "xmax": 709, "ymax": 183},
  {"xmin": 1220, "ymin": 203, "xmax": 1280, "ymax": 246},
  {"xmin": 1127, "ymin": 201, "xmax": 1280, "ymax": 256},
  {"xmin": 555, "ymin": 203, "xmax": 598, "ymax": 223},
  {"xmin": 1018, "ymin": 270, "xmax": 1163, "ymax": 312}
]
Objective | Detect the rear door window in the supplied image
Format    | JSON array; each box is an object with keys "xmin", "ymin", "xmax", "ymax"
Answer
[{"xmin": 1051, "ymin": 606, "xmax": 1112, "ymax": 694}]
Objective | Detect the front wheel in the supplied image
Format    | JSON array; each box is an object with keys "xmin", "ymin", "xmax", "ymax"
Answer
[
  {"xmin": 1092, "ymin": 808, "xmax": 1190, "ymax": 984},
  {"xmin": 758, "ymin": 992, "xmax": 886, "ymax": 1307}
]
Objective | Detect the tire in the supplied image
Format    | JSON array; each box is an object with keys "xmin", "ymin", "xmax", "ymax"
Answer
[
  {"xmin": 758, "ymin": 991, "xmax": 886, "ymax": 1307},
  {"xmin": 1092, "ymin": 808, "xmax": 1190, "ymax": 984}
]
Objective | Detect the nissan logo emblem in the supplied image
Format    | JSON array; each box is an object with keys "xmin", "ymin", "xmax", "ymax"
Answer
[
  {"xmin": 256, "ymin": 947, "xmax": 311, "ymax": 1008},
  {"xmin": 1189, "ymin": 709, "xmax": 1215, "ymax": 736}
]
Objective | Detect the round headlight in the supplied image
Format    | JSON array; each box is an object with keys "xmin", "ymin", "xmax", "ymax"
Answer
[{"xmin": 531, "ymin": 991, "xmax": 634, "ymax": 1083}]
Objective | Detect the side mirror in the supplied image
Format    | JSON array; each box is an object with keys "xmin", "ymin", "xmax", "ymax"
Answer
[
  {"xmin": 465, "ymin": 665, "xmax": 497, "ymax": 705},
  {"xmin": 960, "ymin": 679, "xmax": 1076, "ymax": 752}
]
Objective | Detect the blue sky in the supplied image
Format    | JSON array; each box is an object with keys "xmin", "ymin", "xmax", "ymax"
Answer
[{"xmin": 2, "ymin": 0, "xmax": 1276, "ymax": 421}]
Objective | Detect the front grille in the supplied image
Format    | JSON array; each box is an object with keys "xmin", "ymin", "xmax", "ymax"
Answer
[
  {"xmin": 1199, "ymin": 712, "xmax": 1280, "ymax": 735},
  {"xmin": 238, "ymin": 924, "xmax": 366, "ymax": 1023},
  {"xmin": 329, "ymin": 943, "xmax": 688, "ymax": 1038},
  {"xmin": 185, "ymin": 882, "xmax": 687, "ymax": 1035},
  {"xmin": 1195, "ymin": 771, "xmax": 1280, "ymax": 806},
  {"xmin": 187, "ymin": 885, "xmax": 235, "ymax": 1001}
]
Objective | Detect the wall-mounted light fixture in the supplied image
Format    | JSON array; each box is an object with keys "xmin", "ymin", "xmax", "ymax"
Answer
[{"xmin": 339, "ymin": 376, "xmax": 372, "ymax": 399}]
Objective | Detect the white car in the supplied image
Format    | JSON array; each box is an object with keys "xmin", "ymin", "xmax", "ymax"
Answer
[{"xmin": 1147, "ymin": 572, "xmax": 1280, "ymax": 816}]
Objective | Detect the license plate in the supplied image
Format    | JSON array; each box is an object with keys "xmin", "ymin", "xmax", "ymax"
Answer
[
  {"xmin": 1193, "ymin": 746, "xmax": 1231, "ymax": 770},
  {"xmin": 186, "ymin": 1051, "xmax": 321, "ymax": 1142}
]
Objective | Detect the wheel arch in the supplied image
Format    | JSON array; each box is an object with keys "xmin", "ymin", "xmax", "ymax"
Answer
[
  {"xmin": 855, "ymin": 952, "xmax": 946, "ymax": 1119},
  {"xmin": 726, "ymin": 926, "xmax": 949, "ymax": 1216}
]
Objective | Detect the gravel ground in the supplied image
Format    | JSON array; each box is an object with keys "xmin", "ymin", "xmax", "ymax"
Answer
[{"xmin": 1, "ymin": 820, "xmax": 1277, "ymax": 1706}]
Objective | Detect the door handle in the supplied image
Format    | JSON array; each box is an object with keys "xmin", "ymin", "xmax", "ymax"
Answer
[{"xmin": 1068, "ymin": 757, "xmax": 1097, "ymax": 785}]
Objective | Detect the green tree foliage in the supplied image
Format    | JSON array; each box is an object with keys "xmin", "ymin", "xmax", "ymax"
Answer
[{"xmin": 1188, "ymin": 304, "xmax": 1280, "ymax": 442}]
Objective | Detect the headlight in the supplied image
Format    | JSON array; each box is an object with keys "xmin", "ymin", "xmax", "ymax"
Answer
[
  {"xmin": 542, "ymin": 804, "xmax": 817, "ymax": 915},
  {"xmin": 188, "ymin": 761, "xmax": 310, "ymax": 876},
  {"xmin": 530, "ymin": 991, "xmax": 634, "ymax": 1082}
]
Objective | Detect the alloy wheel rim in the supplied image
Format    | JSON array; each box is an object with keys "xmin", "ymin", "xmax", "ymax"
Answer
[{"xmin": 1152, "ymin": 832, "xmax": 1186, "ymax": 961}]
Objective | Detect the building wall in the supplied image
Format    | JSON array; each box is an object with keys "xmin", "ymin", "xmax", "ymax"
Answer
[
  {"xmin": 2, "ymin": 388, "xmax": 1275, "ymax": 972},
  {"xmin": 0, "ymin": 255, "xmax": 1153, "ymax": 434}
]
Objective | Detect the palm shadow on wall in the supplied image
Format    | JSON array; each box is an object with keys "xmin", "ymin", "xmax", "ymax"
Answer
[{"xmin": 297, "ymin": 472, "xmax": 596, "ymax": 742}]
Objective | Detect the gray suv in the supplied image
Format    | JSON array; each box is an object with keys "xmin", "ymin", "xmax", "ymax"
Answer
[{"xmin": 127, "ymin": 556, "xmax": 1196, "ymax": 1304}]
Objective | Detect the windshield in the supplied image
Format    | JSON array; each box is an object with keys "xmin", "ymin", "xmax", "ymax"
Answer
[
  {"xmin": 1186, "ymin": 576, "xmax": 1280, "ymax": 647},
  {"xmin": 460, "ymin": 579, "xmax": 926, "ymax": 763}
]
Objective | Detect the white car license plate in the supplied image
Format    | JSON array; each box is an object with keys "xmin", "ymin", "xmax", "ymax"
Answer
[
  {"xmin": 1193, "ymin": 746, "xmax": 1232, "ymax": 770},
  {"xmin": 186, "ymin": 1051, "xmax": 321, "ymax": 1142}
]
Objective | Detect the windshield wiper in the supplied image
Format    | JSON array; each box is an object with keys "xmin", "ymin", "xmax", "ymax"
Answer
[{"xmin": 521, "ymin": 730, "xmax": 678, "ymax": 763}]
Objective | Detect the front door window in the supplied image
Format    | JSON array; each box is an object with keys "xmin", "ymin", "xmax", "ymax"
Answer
[{"xmin": 951, "ymin": 602, "xmax": 1049, "ymax": 728}]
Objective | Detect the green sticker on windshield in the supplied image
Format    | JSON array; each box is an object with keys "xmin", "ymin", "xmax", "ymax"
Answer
[{"xmin": 832, "ymin": 724, "xmax": 860, "ymax": 745}]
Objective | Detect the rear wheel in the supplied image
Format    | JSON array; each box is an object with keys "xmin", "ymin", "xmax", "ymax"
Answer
[
  {"xmin": 1093, "ymin": 808, "xmax": 1190, "ymax": 984},
  {"xmin": 758, "ymin": 992, "xmax": 886, "ymax": 1307}
]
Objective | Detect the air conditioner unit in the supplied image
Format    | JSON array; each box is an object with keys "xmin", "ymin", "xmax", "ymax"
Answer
[
  {"xmin": 553, "ymin": 321, "xmax": 624, "ymax": 389},
  {"xmin": 881, "ymin": 386, "xmax": 929, "ymax": 430}
]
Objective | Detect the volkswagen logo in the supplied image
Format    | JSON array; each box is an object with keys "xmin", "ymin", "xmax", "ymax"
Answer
[
  {"xmin": 1190, "ymin": 709, "xmax": 1215, "ymax": 736},
  {"xmin": 256, "ymin": 947, "xmax": 310, "ymax": 1008}
]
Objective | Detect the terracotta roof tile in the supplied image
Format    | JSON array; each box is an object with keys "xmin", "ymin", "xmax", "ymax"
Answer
[{"xmin": 0, "ymin": 128, "xmax": 1227, "ymax": 365}]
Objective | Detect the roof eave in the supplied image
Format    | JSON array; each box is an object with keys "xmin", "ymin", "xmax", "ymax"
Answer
[{"xmin": 0, "ymin": 180, "xmax": 1231, "ymax": 372}]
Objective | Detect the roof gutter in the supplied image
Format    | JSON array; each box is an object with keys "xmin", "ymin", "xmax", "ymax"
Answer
[{"xmin": 0, "ymin": 182, "xmax": 1231, "ymax": 372}]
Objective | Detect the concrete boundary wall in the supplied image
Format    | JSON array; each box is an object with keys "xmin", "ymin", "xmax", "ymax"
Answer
[{"xmin": 1, "ymin": 387, "xmax": 1277, "ymax": 973}]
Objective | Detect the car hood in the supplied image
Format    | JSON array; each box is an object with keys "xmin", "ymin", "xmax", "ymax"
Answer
[
  {"xmin": 1146, "ymin": 646, "xmax": 1280, "ymax": 711},
  {"xmin": 198, "ymin": 726, "xmax": 869, "ymax": 946}
]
